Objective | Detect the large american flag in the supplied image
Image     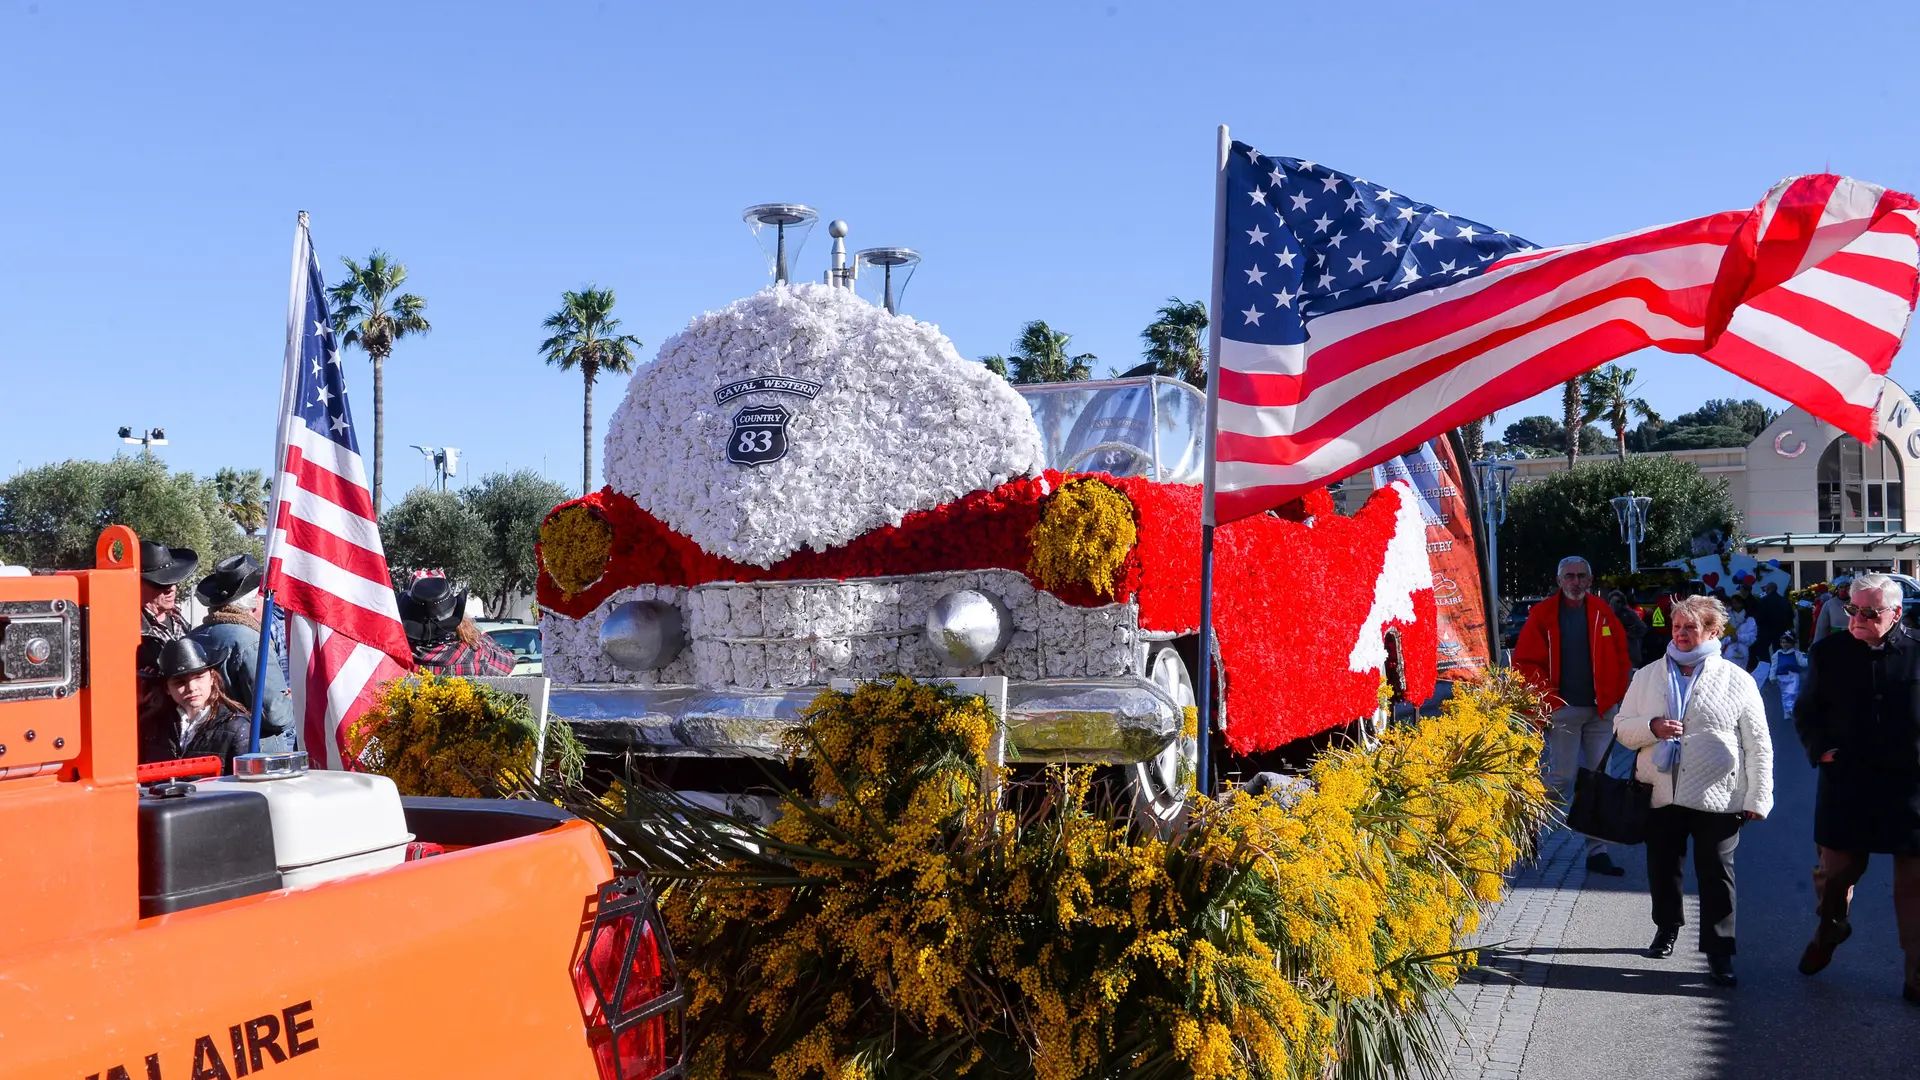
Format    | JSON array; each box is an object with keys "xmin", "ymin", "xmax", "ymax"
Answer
[
  {"xmin": 264, "ymin": 217, "xmax": 414, "ymax": 768},
  {"xmin": 1208, "ymin": 139, "xmax": 1920, "ymax": 524}
]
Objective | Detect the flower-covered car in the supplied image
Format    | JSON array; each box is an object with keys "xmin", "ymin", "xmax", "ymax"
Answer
[{"xmin": 535, "ymin": 285, "xmax": 1436, "ymax": 818}]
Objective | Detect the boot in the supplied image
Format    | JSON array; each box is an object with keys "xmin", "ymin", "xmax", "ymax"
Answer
[
  {"xmin": 1646, "ymin": 926, "xmax": 1678, "ymax": 959},
  {"xmin": 1798, "ymin": 917, "xmax": 1852, "ymax": 976},
  {"xmin": 1586, "ymin": 853, "xmax": 1626, "ymax": 877},
  {"xmin": 1709, "ymin": 954, "xmax": 1737, "ymax": 987}
]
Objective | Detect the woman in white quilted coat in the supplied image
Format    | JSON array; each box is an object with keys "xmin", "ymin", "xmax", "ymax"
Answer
[{"xmin": 1615, "ymin": 594, "xmax": 1774, "ymax": 988}]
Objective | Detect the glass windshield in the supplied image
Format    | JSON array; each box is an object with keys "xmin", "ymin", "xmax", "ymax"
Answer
[
  {"xmin": 1014, "ymin": 376, "xmax": 1206, "ymax": 484},
  {"xmin": 487, "ymin": 628, "xmax": 542, "ymax": 656}
]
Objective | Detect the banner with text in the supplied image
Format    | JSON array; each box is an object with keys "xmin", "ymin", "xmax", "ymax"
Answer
[{"xmin": 1372, "ymin": 436, "xmax": 1492, "ymax": 677}]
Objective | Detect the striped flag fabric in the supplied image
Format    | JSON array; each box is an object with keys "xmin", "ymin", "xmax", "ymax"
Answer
[
  {"xmin": 263, "ymin": 216, "xmax": 414, "ymax": 768},
  {"xmin": 1206, "ymin": 140, "xmax": 1920, "ymax": 525}
]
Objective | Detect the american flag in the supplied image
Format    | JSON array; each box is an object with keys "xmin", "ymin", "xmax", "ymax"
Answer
[
  {"xmin": 1207, "ymin": 139, "xmax": 1920, "ymax": 524},
  {"xmin": 264, "ymin": 216, "xmax": 414, "ymax": 768}
]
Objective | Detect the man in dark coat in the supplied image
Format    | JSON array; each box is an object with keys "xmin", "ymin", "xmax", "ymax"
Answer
[
  {"xmin": 1792, "ymin": 572, "xmax": 1920, "ymax": 1003},
  {"xmin": 188, "ymin": 553, "xmax": 295, "ymax": 753}
]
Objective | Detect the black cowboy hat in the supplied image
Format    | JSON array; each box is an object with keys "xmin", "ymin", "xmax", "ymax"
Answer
[
  {"xmin": 195, "ymin": 553, "xmax": 264, "ymax": 610},
  {"xmin": 151, "ymin": 636, "xmax": 230, "ymax": 681},
  {"xmin": 395, "ymin": 576, "xmax": 467, "ymax": 646},
  {"xmin": 139, "ymin": 541, "xmax": 199, "ymax": 587}
]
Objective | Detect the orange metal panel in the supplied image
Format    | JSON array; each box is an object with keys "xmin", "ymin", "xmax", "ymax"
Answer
[
  {"xmin": 1, "ymin": 526, "xmax": 142, "ymax": 953},
  {"xmin": 1, "ymin": 821, "xmax": 614, "ymax": 1080}
]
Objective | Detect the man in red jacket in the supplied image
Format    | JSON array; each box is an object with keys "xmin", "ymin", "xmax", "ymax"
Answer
[{"xmin": 1514, "ymin": 555, "xmax": 1636, "ymax": 875}]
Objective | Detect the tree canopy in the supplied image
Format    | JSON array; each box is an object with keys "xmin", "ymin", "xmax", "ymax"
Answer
[
  {"xmin": 380, "ymin": 471, "xmax": 573, "ymax": 618},
  {"xmin": 380, "ymin": 489, "xmax": 495, "ymax": 600},
  {"xmin": 1139, "ymin": 299, "xmax": 1208, "ymax": 388},
  {"xmin": 464, "ymin": 470, "xmax": 574, "ymax": 616},
  {"xmin": 0, "ymin": 457, "xmax": 254, "ymax": 579},
  {"xmin": 982, "ymin": 321, "xmax": 1096, "ymax": 384},
  {"xmin": 1500, "ymin": 415, "xmax": 1607, "ymax": 458},
  {"xmin": 1500, "ymin": 455, "xmax": 1741, "ymax": 597}
]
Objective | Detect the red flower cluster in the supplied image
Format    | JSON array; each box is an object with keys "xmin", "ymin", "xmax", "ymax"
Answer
[
  {"xmin": 537, "ymin": 476, "xmax": 1438, "ymax": 753},
  {"xmin": 1113, "ymin": 482, "xmax": 1436, "ymax": 751}
]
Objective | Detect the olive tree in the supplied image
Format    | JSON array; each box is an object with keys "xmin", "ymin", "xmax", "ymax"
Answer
[{"xmin": 1500, "ymin": 455, "xmax": 1741, "ymax": 598}]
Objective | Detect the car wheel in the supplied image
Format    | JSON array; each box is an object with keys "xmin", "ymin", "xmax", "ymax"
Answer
[{"xmin": 1130, "ymin": 643, "xmax": 1197, "ymax": 832}]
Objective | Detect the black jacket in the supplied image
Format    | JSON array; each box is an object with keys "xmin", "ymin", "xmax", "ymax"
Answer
[
  {"xmin": 138, "ymin": 702, "xmax": 254, "ymax": 771},
  {"xmin": 1793, "ymin": 626, "xmax": 1920, "ymax": 854}
]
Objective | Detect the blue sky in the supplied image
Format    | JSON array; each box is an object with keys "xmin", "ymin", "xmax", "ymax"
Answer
[{"xmin": 3, "ymin": 1, "xmax": 1916, "ymax": 501}]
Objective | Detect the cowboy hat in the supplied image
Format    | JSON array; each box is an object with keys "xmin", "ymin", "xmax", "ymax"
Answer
[
  {"xmin": 195, "ymin": 553, "xmax": 264, "ymax": 610},
  {"xmin": 139, "ymin": 541, "xmax": 199, "ymax": 587},
  {"xmin": 151, "ymin": 636, "xmax": 230, "ymax": 681},
  {"xmin": 395, "ymin": 576, "xmax": 467, "ymax": 646}
]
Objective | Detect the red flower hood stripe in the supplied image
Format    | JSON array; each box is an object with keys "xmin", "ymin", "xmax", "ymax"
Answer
[{"xmin": 537, "ymin": 475, "xmax": 1437, "ymax": 751}]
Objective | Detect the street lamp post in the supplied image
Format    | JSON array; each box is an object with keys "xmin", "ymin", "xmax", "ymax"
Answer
[
  {"xmin": 1610, "ymin": 490, "xmax": 1655, "ymax": 573},
  {"xmin": 1470, "ymin": 458, "xmax": 1518, "ymax": 614},
  {"xmin": 118, "ymin": 426, "xmax": 167, "ymax": 459}
]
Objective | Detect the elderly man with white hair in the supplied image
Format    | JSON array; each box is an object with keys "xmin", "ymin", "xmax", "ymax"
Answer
[
  {"xmin": 1514, "ymin": 554, "xmax": 1635, "ymax": 876},
  {"xmin": 1793, "ymin": 572, "xmax": 1920, "ymax": 1004}
]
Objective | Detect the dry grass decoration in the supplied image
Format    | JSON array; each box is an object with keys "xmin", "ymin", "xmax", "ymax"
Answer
[
  {"xmin": 529, "ymin": 670, "xmax": 1551, "ymax": 1080},
  {"xmin": 1027, "ymin": 477, "xmax": 1138, "ymax": 599},
  {"xmin": 541, "ymin": 502, "xmax": 615, "ymax": 597},
  {"xmin": 347, "ymin": 672, "xmax": 584, "ymax": 798}
]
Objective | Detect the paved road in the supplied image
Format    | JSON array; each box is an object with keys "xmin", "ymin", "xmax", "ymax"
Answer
[{"xmin": 1432, "ymin": 683, "xmax": 1918, "ymax": 1079}]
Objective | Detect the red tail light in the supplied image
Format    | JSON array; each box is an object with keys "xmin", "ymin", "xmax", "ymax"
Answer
[{"xmin": 573, "ymin": 876, "xmax": 685, "ymax": 1080}]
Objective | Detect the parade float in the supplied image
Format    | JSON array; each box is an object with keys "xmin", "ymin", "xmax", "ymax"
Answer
[{"xmin": 532, "ymin": 270, "xmax": 1440, "ymax": 821}]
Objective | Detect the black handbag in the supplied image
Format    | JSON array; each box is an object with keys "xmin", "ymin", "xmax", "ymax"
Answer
[{"xmin": 1566, "ymin": 735, "xmax": 1652, "ymax": 845}]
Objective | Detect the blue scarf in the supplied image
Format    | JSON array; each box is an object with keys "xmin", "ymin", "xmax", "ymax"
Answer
[{"xmin": 1657, "ymin": 638, "xmax": 1720, "ymax": 772}]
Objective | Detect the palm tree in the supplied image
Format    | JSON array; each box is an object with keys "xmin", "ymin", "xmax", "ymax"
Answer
[
  {"xmin": 212, "ymin": 467, "xmax": 270, "ymax": 536},
  {"xmin": 1561, "ymin": 379, "xmax": 1582, "ymax": 468},
  {"xmin": 1458, "ymin": 418, "xmax": 1486, "ymax": 462},
  {"xmin": 981, "ymin": 321, "xmax": 1096, "ymax": 384},
  {"xmin": 1580, "ymin": 364, "xmax": 1659, "ymax": 460},
  {"xmin": 328, "ymin": 252, "xmax": 430, "ymax": 511},
  {"xmin": 541, "ymin": 286, "xmax": 642, "ymax": 496},
  {"xmin": 1139, "ymin": 298, "xmax": 1209, "ymax": 388}
]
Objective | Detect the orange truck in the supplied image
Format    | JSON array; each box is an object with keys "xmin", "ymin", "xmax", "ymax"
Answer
[{"xmin": 0, "ymin": 527, "xmax": 679, "ymax": 1080}]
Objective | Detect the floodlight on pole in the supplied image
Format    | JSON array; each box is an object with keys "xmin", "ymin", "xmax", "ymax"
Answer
[
  {"xmin": 1470, "ymin": 458, "xmax": 1518, "ymax": 610},
  {"xmin": 1610, "ymin": 490, "xmax": 1655, "ymax": 573},
  {"xmin": 119, "ymin": 426, "xmax": 168, "ymax": 459}
]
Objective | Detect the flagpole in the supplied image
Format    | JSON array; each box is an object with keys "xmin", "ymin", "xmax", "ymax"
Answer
[
  {"xmin": 248, "ymin": 210, "xmax": 309, "ymax": 755},
  {"xmin": 1195, "ymin": 124, "xmax": 1230, "ymax": 796}
]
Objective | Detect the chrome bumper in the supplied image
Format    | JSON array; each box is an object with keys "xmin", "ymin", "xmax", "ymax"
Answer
[{"xmin": 549, "ymin": 677, "xmax": 1183, "ymax": 764}]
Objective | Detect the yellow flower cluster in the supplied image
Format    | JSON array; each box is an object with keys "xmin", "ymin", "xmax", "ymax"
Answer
[
  {"xmin": 1027, "ymin": 478, "xmax": 1138, "ymax": 599},
  {"xmin": 645, "ymin": 670, "xmax": 1551, "ymax": 1080},
  {"xmin": 345, "ymin": 672, "xmax": 580, "ymax": 797},
  {"xmin": 540, "ymin": 503, "xmax": 613, "ymax": 596}
]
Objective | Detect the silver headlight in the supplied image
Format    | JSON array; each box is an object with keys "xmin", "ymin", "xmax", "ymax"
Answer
[
  {"xmin": 599, "ymin": 600, "xmax": 686, "ymax": 671},
  {"xmin": 924, "ymin": 589, "xmax": 1012, "ymax": 667}
]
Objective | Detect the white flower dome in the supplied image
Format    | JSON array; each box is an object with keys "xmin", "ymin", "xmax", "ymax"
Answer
[{"xmin": 603, "ymin": 284, "xmax": 1044, "ymax": 567}]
